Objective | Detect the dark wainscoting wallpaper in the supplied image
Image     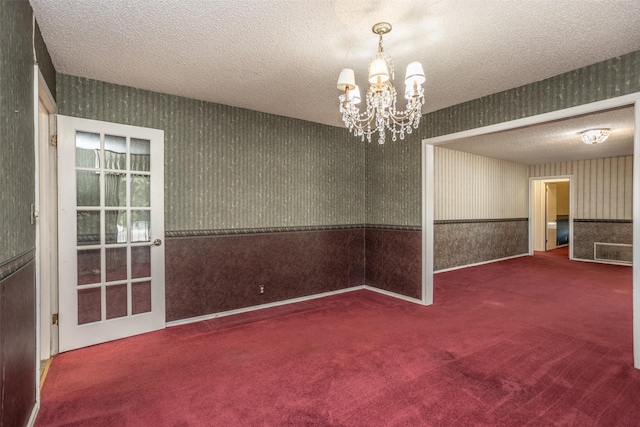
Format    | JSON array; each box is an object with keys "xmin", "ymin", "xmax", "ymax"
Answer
[
  {"xmin": 0, "ymin": 250, "xmax": 36, "ymax": 283},
  {"xmin": 365, "ymin": 228, "xmax": 422, "ymax": 300},
  {"xmin": 434, "ymin": 219, "xmax": 529, "ymax": 271},
  {"xmin": 573, "ymin": 220, "xmax": 633, "ymax": 261},
  {"xmin": 0, "ymin": 260, "xmax": 36, "ymax": 427},
  {"xmin": 165, "ymin": 228, "xmax": 364, "ymax": 321}
]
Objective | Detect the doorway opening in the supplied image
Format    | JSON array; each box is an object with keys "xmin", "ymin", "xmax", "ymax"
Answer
[{"xmin": 531, "ymin": 177, "xmax": 572, "ymax": 258}]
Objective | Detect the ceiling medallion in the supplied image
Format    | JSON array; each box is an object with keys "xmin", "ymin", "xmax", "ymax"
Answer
[{"xmin": 336, "ymin": 22, "xmax": 425, "ymax": 144}]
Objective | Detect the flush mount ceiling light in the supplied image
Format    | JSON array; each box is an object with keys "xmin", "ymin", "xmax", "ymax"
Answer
[
  {"xmin": 581, "ymin": 128, "xmax": 611, "ymax": 145},
  {"xmin": 336, "ymin": 22, "xmax": 425, "ymax": 145}
]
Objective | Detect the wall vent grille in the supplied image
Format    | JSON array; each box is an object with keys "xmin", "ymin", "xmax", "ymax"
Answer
[{"xmin": 594, "ymin": 242, "xmax": 632, "ymax": 265}]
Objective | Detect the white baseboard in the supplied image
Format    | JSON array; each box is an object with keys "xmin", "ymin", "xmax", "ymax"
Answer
[
  {"xmin": 363, "ymin": 285, "xmax": 424, "ymax": 305},
  {"xmin": 166, "ymin": 283, "xmax": 428, "ymax": 328},
  {"xmin": 27, "ymin": 402, "xmax": 39, "ymax": 427},
  {"xmin": 571, "ymin": 257, "xmax": 632, "ymax": 267},
  {"xmin": 434, "ymin": 253, "xmax": 529, "ymax": 274},
  {"xmin": 166, "ymin": 286, "xmax": 366, "ymax": 328}
]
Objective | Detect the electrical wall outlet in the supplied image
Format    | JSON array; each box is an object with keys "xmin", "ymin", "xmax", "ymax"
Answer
[{"xmin": 259, "ymin": 285, "xmax": 264, "ymax": 294}]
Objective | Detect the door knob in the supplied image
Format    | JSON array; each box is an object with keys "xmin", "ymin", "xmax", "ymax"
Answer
[{"xmin": 150, "ymin": 238, "xmax": 162, "ymax": 247}]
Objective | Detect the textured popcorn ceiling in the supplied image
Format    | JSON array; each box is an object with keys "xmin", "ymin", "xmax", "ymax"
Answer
[
  {"xmin": 441, "ymin": 107, "xmax": 635, "ymax": 165},
  {"xmin": 31, "ymin": 0, "xmax": 640, "ymax": 131}
]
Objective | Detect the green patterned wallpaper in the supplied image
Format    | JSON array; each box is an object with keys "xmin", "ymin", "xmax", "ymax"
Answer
[
  {"xmin": 43, "ymin": 50, "xmax": 640, "ymax": 233},
  {"xmin": 57, "ymin": 75, "xmax": 364, "ymax": 231},
  {"xmin": 365, "ymin": 139, "xmax": 419, "ymax": 226},
  {"xmin": 0, "ymin": 1, "xmax": 36, "ymax": 264},
  {"xmin": 35, "ymin": 20, "xmax": 56, "ymax": 98},
  {"xmin": 366, "ymin": 50, "xmax": 640, "ymax": 226}
]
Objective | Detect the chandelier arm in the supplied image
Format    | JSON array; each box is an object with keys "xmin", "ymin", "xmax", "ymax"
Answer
[
  {"xmin": 341, "ymin": 109, "xmax": 379, "ymax": 138},
  {"xmin": 341, "ymin": 100, "xmax": 377, "ymax": 126},
  {"xmin": 387, "ymin": 109, "xmax": 419, "ymax": 125},
  {"xmin": 343, "ymin": 108, "xmax": 376, "ymax": 129},
  {"xmin": 344, "ymin": 98, "xmax": 423, "ymax": 132}
]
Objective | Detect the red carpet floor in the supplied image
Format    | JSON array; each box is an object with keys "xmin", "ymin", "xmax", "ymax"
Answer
[{"xmin": 37, "ymin": 251, "xmax": 639, "ymax": 426}]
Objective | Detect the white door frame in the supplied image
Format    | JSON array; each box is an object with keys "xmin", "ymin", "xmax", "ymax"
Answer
[
  {"xmin": 34, "ymin": 65, "xmax": 57, "ymax": 411},
  {"xmin": 528, "ymin": 176, "xmax": 573, "ymax": 257},
  {"xmin": 37, "ymin": 76, "xmax": 58, "ymax": 362},
  {"xmin": 422, "ymin": 92, "xmax": 640, "ymax": 368}
]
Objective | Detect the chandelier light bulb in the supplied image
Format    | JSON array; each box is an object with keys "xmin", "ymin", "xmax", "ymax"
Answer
[
  {"xmin": 368, "ymin": 58, "xmax": 390, "ymax": 85},
  {"xmin": 405, "ymin": 85, "xmax": 416, "ymax": 100},
  {"xmin": 349, "ymin": 85, "xmax": 361, "ymax": 104}
]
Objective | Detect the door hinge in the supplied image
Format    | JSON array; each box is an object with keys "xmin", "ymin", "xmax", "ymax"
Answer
[
  {"xmin": 52, "ymin": 313, "xmax": 59, "ymax": 325},
  {"xmin": 30, "ymin": 203, "xmax": 39, "ymax": 225},
  {"xmin": 50, "ymin": 134, "xmax": 58, "ymax": 147}
]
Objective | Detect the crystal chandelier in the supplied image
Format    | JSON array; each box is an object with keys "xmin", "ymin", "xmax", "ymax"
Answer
[{"xmin": 336, "ymin": 22, "xmax": 425, "ymax": 145}]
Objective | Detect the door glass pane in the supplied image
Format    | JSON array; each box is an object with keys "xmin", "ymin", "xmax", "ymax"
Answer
[
  {"xmin": 76, "ymin": 131, "xmax": 100, "ymax": 168},
  {"xmin": 106, "ymin": 284, "xmax": 127, "ymax": 319},
  {"xmin": 131, "ymin": 210, "xmax": 151, "ymax": 243},
  {"xmin": 76, "ymin": 171, "xmax": 100, "ymax": 206},
  {"xmin": 131, "ymin": 175, "xmax": 150, "ymax": 207},
  {"xmin": 106, "ymin": 247, "xmax": 127, "ymax": 282},
  {"xmin": 131, "ymin": 246, "xmax": 151, "ymax": 278},
  {"xmin": 77, "ymin": 249, "xmax": 101, "ymax": 285},
  {"xmin": 132, "ymin": 281, "xmax": 151, "ymax": 314},
  {"xmin": 131, "ymin": 138, "xmax": 150, "ymax": 172},
  {"xmin": 105, "ymin": 173, "xmax": 126, "ymax": 207},
  {"xmin": 78, "ymin": 287, "xmax": 101, "ymax": 325},
  {"xmin": 105, "ymin": 210, "xmax": 127, "ymax": 244},
  {"xmin": 77, "ymin": 210, "xmax": 100, "ymax": 246},
  {"xmin": 104, "ymin": 135, "xmax": 126, "ymax": 170}
]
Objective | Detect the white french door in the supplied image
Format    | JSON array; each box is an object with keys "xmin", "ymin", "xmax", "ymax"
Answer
[{"xmin": 57, "ymin": 116, "xmax": 165, "ymax": 352}]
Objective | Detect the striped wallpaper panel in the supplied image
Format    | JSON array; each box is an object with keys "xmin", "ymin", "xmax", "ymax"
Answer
[
  {"xmin": 528, "ymin": 155, "xmax": 633, "ymax": 219},
  {"xmin": 57, "ymin": 74, "xmax": 365, "ymax": 231},
  {"xmin": 422, "ymin": 51, "xmax": 640, "ymax": 139},
  {"xmin": 365, "ymin": 140, "xmax": 421, "ymax": 226},
  {"xmin": 0, "ymin": 2, "xmax": 36, "ymax": 264},
  {"xmin": 434, "ymin": 147, "xmax": 529, "ymax": 220}
]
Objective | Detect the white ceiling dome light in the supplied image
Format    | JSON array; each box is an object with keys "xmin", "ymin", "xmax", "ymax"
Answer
[{"xmin": 581, "ymin": 129, "xmax": 611, "ymax": 145}]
